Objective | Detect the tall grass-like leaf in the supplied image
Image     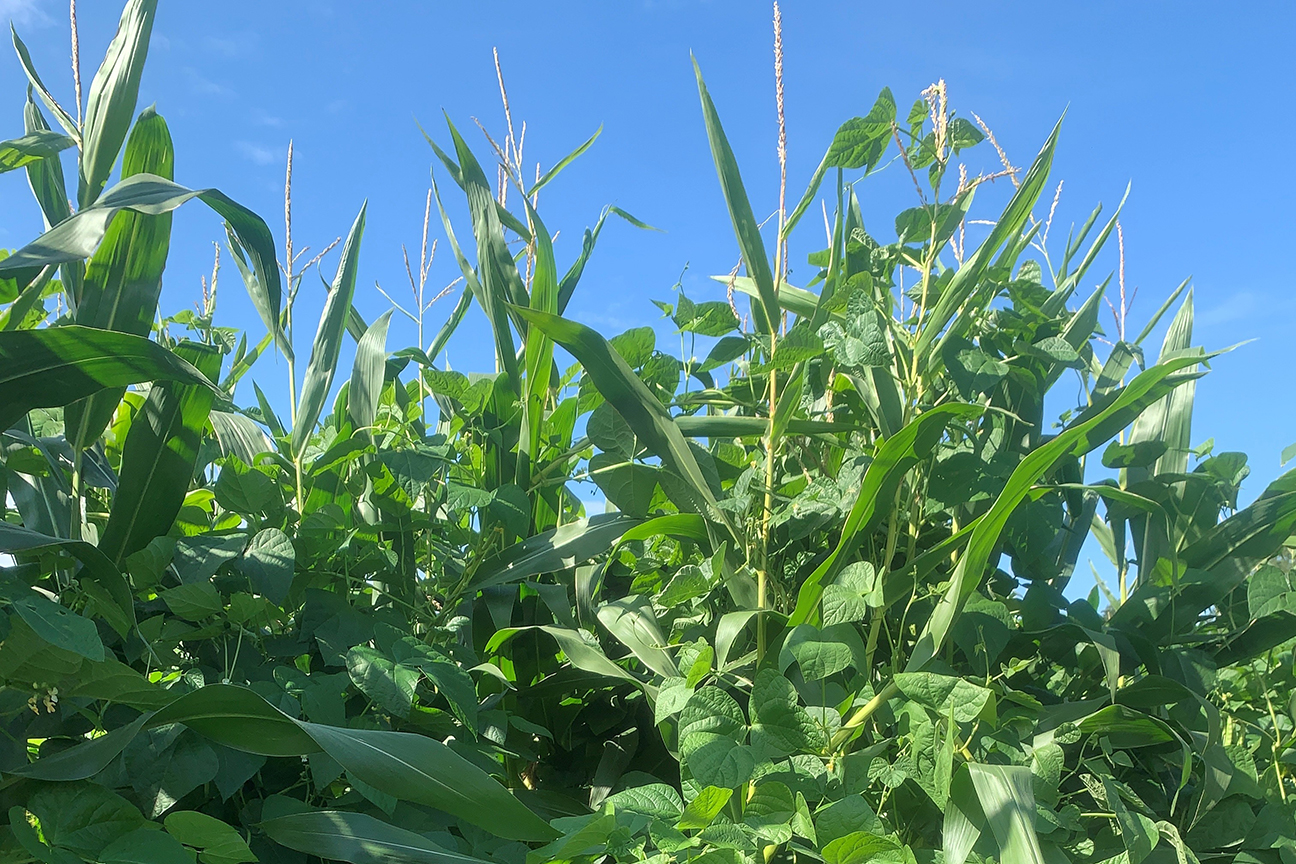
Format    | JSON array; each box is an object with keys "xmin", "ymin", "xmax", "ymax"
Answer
[
  {"xmin": 0, "ymin": 263, "xmax": 55, "ymax": 331},
  {"xmin": 528, "ymin": 125, "xmax": 602, "ymax": 196},
  {"xmin": 0, "ymin": 174, "xmax": 282, "ymax": 347},
  {"xmin": 915, "ymin": 116, "xmax": 1062, "ymax": 372},
  {"xmin": 146, "ymin": 684, "xmax": 318, "ymax": 755},
  {"xmin": 517, "ymin": 200, "xmax": 557, "ymax": 494},
  {"xmin": 209, "ymin": 410, "xmax": 273, "ymax": 466},
  {"xmin": 486, "ymin": 625, "xmax": 643, "ymax": 689},
  {"xmin": 693, "ymin": 57, "xmax": 778, "ymax": 334},
  {"xmin": 1049, "ymin": 184, "xmax": 1128, "ymax": 305},
  {"xmin": 9, "ymin": 713, "xmax": 150, "ymax": 781},
  {"xmin": 598, "ymin": 597, "xmax": 679, "ymax": 679},
  {"xmin": 300, "ymin": 722, "xmax": 557, "ymax": 841},
  {"xmin": 908, "ymin": 352, "xmax": 1209, "ymax": 672},
  {"xmin": 1180, "ymin": 469, "xmax": 1296, "ymax": 583},
  {"xmin": 444, "ymin": 117, "xmax": 527, "ymax": 384},
  {"xmin": 515, "ymin": 307, "xmax": 734, "ymax": 538},
  {"xmin": 717, "ymin": 275, "xmax": 820, "ymax": 320},
  {"xmin": 27, "ymin": 684, "xmax": 556, "ymax": 841},
  {"xmin": 261, "ymin": 810, "xmax": 491, "ymax": 864},
  {"xmin": 77, "ymin": 0, "xmax": 158, "ymax": 208},
  {"xmin": 1128, "ymin": 292, "xmax": 1194, "ymax": 478},
  {"xmin": 293, "ymin": 203, "xmax": 366, "ymax": 456},
  {"xmin": 23, "ymin": 92, "xmax": 73, "ymax": 230},
  {"xmin": 99, "ymin": 342, "xmax": 222, "ymax": 565},
  {"xmin": 419, "ymin": 123, "xmax": 533, "ymax": 241},
  {"xmin": 0, "ymin": 327, "xmax": 215, "ymax": 431},
  {"xmin": 22, "ymin": 92, "xmax": 82, "ymax": 304},
  {"xmin": 675, "ymin": 416, "xmax": 858, "ymax": 438},
  {"xmin": 789, "ymin": 404, "xmax": 985, "ymax": 627},
  {"xmin": 66, "ymin": 106, "xmax": 174, "ymax": 451},
  {"xmin": 1133, "ymin": 277, "xmax": 1191, "ymax": 347},
  {"xmin": 555, "ymin": 206, "xmax": 656, "ymax": 314},
  {"xmin": 10, "ymin": 25, "xmax": 79, "ymax": 138},
  {"xmin": 227, "ymin": 225, "xmax": 291, "ymax": 360},
  {"xmin": 427, "ymin": 283, "xmax": 472, "ymax": 363},
  {"xmin": 966, "ymin": 764, "xmax": 1046, "ymax": 864},
  {"xmin": 468, "ymin": 513, "xmax": 644, "ymax": 592},
  {"xmin": 0, "ymin": 130, "xmax": 75, "ymax": 173},
  {"xmin": 347, "ymin": 309, "xmax": 392, "ymax": 435}
]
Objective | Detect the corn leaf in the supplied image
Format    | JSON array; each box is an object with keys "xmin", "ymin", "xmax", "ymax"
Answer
[
  {"xmin": 78, "ymin": 0, "xmax": 158, "ymax": 207},
  {"xmin": 99, "ymin": 341, "xmax": 222, "ymax": 565},
  {"xmin": 293, "ymin": 202, "xmax": 366, "ymax": 456}
]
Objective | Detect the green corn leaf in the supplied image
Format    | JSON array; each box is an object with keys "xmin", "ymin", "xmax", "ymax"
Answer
[
  {"xmin": 693, "ymin": 57, "xmax": 778, "ymax": 334},
  {"xmin": 468, "ymin": 513, "xmax": 644, "ymax": 592},
  {"xmin": 908, "ymin": 351, "xmax": 1209, "ymax": 672},
  {"xmin": 0, "ymin": 263, "xmax": 55, "ymax": 331},
  {"xmin": 347, "ymin": 309, "xmax": 392, "ymax": 435},
  {"xmin": 444, "ymin": 115, "xmax": 526, "ymax": 384},
  {"xmin": 517, "ymin": 199, "xmax": 557, "ymax": 494},
  {"xmin": 515, "ymin": 307, "xmax": 735, "ymax": 539},
  {"xmin": 557, "ymin": 206, "xmax": 657, "ymax": 314},
  {"xmin": 23, "ymin": 684, "xmax": 554, "ymax": 841},
  {"xmin": 716, "ymin": 275, "xmax": 819, "ymax": 320},
  {"xmin": 78, "ymin": 0, "xmax": 158, "ymax": 208},
  {"xmin": 261, "ymin": 810, "xmax": 492, "ymax": 864},
  {"xmin": 674, "ymin": 416, "xmax": 859, "ymax": 438},
  {"xmin": 597, "ymin": 596, "xmax": 679, "ymax": 679},
  {"xmin": 147, "ymin": 684, "xmax": 319, "ymax": 756},
  {"xmin": 418, "ymin": 120, "xmax": 533, "ymax": 242},
  {"xmin": 427, "ymin": 283, "xmax": 473, "ymax": 364},
  {"xmin": 486, "ymin": 624, "xmax": 643, "ymax": 690},
  {"xmin": 209, "ymin": 409, "xmax": 274, "ymax": 467},
  {"xmin": 0, "ymin": 327, "xmax": 216, "ymax": 431},
  {"xmin": 1180, "ymin": 468, "xmax": 1296, "ymax": 582},
  {"xmin": 0, "ymin": 173, "xmax": 282, "ymax": 348},
  {"xmin": 226, "ymin": 224, "xmax": 291, "ymax": 361},
  {"xmin": 789, "ymin": 403, "xmax": 984, "ymax": 627},
  {"xmin": 99, "ymin": 341, "xmax": 222, "ymax": 565},
  {"xmin": 1133, "ymin": 277, "xmax": 1191, "ymax": 347},
  {"xmin": 299, "ymin": 722, "xmax": 556, "ymax": 841},
  {"xmin": 10, "ymin": 713, "xmax": 150, "ymax": 781},
  {"xmin": 528, "ymin": 125, "xmax": 602, "ymax": 196},
  {"xmin": 0, "ymin": 129, "xmax": 76, "ymax": 174},
  {"xmin": 253, "ymin": 381, "xmax": 286, "ymax": 438},
  {"xmin": 915, "ymin": 115, "xmax": 1062, "ymax": 372},
  {"xmin": 22, "ymin": 94, "xmax": 75, "ymax": 272},
  {"xmin": 66, "ymin": 106, "xmax": 175, "ymax": 451},
  {"xmin": 293, "ymin": 202, "xmax": 366, "ymax": 456},
  {"xmin": 10, "ymin": 25, "xmax": 79, "ymax": 139},
  {"xmin": 1127, "ymin": 291, "xmax": 1194, "ymax": 478},
  {"xmin": 1049, "ymin": 183, "xmax": 1128, "ymax": 305},
  {"xmin": 966, "ymin": 764, "xmax": 1046, "ymax": 864}
]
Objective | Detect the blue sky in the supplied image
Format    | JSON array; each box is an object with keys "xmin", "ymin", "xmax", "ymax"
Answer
[{"xmin": 3, "ymin": 1, "xmax": 1292, "ymax": 569}]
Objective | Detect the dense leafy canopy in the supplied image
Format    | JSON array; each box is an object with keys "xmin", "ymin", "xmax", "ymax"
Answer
[{"xmin": 1, "ymin": 7, "xmax": 1294, "ymax": 864}]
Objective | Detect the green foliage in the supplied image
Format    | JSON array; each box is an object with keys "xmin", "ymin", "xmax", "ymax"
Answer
[{"xmin": 1, "ymin": 6, "xmax": 1293, "ymax": 864}]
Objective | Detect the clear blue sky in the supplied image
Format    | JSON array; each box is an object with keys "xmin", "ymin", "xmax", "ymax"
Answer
[{"xmin": 3, "ymin": 2, "xmax": 1292, "ymax": 529}]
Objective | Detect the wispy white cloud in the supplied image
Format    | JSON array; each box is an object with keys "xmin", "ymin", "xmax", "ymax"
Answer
[
  {"xmin": 1, "ymin": 0, "xmax": 52, "ymax": 27},
  {"xmin": 252, "ymin": 109, "xmax": 284, "ymax": 128},
  {"xmin": 1199, "ymin": 291, "xmax": 1259, "ymax": 328},
  {"xmin": 236, "ymin": 141, "xmax": 276, "ymax": 166},
  {"xmin": 184, "ymin": 68, "xmax": 233, "ymax": 97}
]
